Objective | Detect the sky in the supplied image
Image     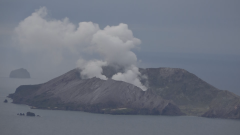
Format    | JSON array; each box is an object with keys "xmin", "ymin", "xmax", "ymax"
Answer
[{"xmin": 0, "ymin": 0, "xmax": 240, "ymax": 94}]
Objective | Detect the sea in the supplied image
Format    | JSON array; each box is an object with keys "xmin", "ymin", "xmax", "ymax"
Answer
[{"xmin": 0, "ymin": 77, "xmax": 240, "ymax": 135}]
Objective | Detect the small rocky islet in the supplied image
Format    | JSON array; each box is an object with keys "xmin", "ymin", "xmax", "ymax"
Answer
[
  {"xmin": 8, "ymin": 66, "xmax": 240, "ymax": 119},
  {"xmin": 9, "ymin": 68, "xmax": 30, "ymax": 78},
  {"xmin": 4, "ymin": 99, "xmax": 8, "ymax": 103}
]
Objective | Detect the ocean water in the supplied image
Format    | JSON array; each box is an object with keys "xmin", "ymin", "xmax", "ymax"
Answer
[{"xmin": 0, "ymin": 78, "xmax": 240, "ymax": 135}]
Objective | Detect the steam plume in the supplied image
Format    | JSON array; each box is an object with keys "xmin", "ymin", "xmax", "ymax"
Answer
[{"xmin": 14, "ymin": 7, "xmax": 147, "ymax": 90}]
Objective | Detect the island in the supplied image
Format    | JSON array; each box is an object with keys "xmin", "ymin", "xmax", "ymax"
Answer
[
  {"xmin": 9, "ymin": 68, "xmax": 30, "ymax": 78},
  {"xmin": 4, "ymin": 99, "xmax": 8, "ymax": 103},
  {"xmin": 8, "ymin": 66, "xmax": 240, "ymax": 119}
]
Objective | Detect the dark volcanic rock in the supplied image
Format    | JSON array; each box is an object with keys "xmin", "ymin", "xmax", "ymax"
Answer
[
  {"xmin": 26, "ymin": 112, "xmax": 35, "ymax": 116},
  {"xmin": 9, "ymin": 68, "xmax": 30, "ymax": 78}
]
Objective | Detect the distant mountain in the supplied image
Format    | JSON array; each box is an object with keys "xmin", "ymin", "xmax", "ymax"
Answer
[
  {"xmin": 9, "ymin": 68, "xmax": 30, "ymax": 78},
  {"xmin": 8, "ymin": 66, "xmax": 240, "ymax": 119}
]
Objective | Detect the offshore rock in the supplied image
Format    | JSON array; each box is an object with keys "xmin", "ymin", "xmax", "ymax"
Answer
[
  {"xmin": 26, "ymin": 112, "xmax": 35, "ymax": 116},
  {"xmin": 9, "ymin": 68, "xmax": 30, "ymax": 78}
]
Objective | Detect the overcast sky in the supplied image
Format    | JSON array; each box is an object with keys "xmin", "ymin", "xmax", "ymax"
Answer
[{"xmin": 0, "ymin": 0, "xmax": 240, "ymax": 94}]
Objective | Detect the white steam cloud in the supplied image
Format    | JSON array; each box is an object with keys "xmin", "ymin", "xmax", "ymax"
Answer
[
  {"xmin": 77, "ymin": 59, "xmax": 107, "ymax": 80},
  {"xmin": 112, "ymin": 65, "xmax": 146, "ymax": 90},
  {"xmin": 14, "ymin": 7, "xmax": 147, "ymax": 91}
]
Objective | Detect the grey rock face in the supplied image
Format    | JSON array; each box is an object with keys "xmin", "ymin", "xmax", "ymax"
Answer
[{"xmin": 9, "ymin": 68, "xmax": 30, "ymax": 78}]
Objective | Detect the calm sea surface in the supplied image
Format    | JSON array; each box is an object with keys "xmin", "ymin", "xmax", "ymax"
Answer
[{"xmin": 0, "ymin": 78, "xmax": 240, "ymax": 135}]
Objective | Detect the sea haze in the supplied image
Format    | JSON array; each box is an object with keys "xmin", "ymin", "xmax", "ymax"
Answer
[{"xmin": 1, "ymin": 78, "xmax": 240, "ymax": 135}]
